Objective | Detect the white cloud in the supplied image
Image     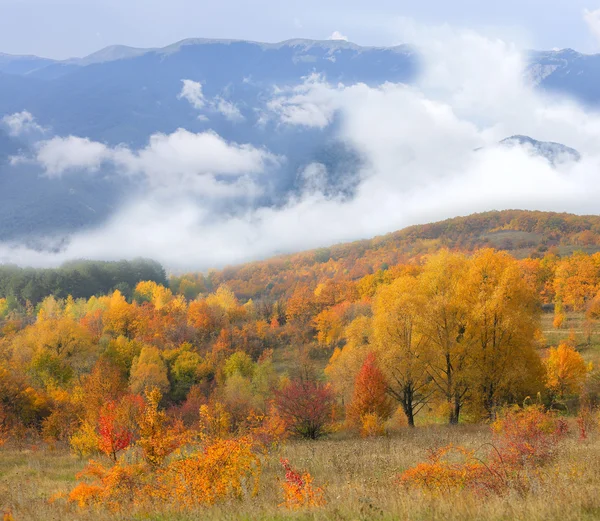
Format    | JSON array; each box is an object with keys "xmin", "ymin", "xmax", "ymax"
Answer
[
  {"xmin": 178, "ymin": 79, "xmax": 206, "ymax": 109},
  {"xmin": 328, "ymin": 31, "xmax": 349, "ymax": 42},
  {"xmin": 36, "ymin": 136, "xmax": 110, "ymax": 177},
  {"xmin": 213, "ymin": 97, "xmax": 245, "ymax": 122},
  {"xmin": 266, "ymin": 73, "xmax": 339, "ymax": 128},
  {"xmin": 179, "ymin": 80, "xmax": 245, "ymax": 122},
  {"xmin": 113, "ymin": 129, "xmax": 276, "ymax": 194},
  {"xmin": 2, "ymin": 111, "xmax": 44, "ymax": 136},
  {"xmin": 584, "ymin": 8, "xmax": 600, "ymax": 46},
  {"xmin": 29, "ymin": 128, "xmax": 278, "ymax": 197}
]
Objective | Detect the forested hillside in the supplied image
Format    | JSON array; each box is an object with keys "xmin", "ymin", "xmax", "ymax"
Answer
[
  {"xmin": 173, "ymin": 210, "xmax": 600, "ymax": 301},
  {"xmin": 0, "ymin": 259, "xmax": 166, "ymax": 305}
]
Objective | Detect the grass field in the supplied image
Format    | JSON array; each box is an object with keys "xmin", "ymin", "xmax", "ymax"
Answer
[{"xmin": 1, "ymin": 423, "xmax": 600, "ymax": 521}]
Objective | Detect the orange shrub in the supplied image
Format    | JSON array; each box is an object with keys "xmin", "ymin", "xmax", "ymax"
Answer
[
  {"xmin": 68, "ymin": 460, "xmax": 147, "ymax": 510},
  {"xmin": 155, "ymin": 436, "xmax": 261, "ymax": 508},
  {"xmin": 401, "ymin": 406, "xmax": 569, "ymax": 497},
  {"xmin": 491, "ymin": 405, "xmax": 568, "ymax": 467},
  {"xmin": 69, "ymin": 437, "xmax": 261, "ymax": 512},
  {"xmin": 398, "ymin": 445, "xmax": 502, "ymax": 496},
  {"xmin": 280, "ymin": 458, "xmax": 326, "ymax": 509}
]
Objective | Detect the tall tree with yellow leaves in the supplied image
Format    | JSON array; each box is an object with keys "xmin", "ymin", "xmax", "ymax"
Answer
[
  {"xmin": 419, "ymin": 250, "xmax": 470, "ymax": 424},
  {"xmin": 461, "ymin": 249, "xmax": 544, "ymax": 419},
  {"xmin": 372, "ymin": 276, "xmax": 431, "ymax": 427}
]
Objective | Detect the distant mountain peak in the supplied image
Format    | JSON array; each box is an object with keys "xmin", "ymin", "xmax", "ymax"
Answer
[
  {"xmin": 500, "ymin": 135, "xmax": 581, "ymax": 164},
  {"xmin": 73, "ymin": 45, "xmax": 154, "ymax": 66}
]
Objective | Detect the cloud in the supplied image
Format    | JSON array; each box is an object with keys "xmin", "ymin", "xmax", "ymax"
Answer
[
  {"xmin": 113, "ymin": 129, "xmax": 276, "ymax": 194},
  {"xmin": 584, "ymin": 8, "xmax": 600, "ymax": 46},
  {"xmin": 36, "ymin": 136, "xmax": 110, "ymax": 177},
  {"xmin": 328, "ymin": 31, "xmax": 349, "ymax": 42},
  {"xmin": 178, "ymin": 79, "xmax": 206, "ymax": 109},
  {"xmin": 213, "ymin": 97, "xmax": 245, "ymax": 122},
  {"xmin": 179, "ymin": 80, "xmax": 245, "ymax": 122},
  {"xmin": 29, "ymin": 129, "xmax": 279, "ymax": 198},
  {"xmin": 266, "ymin": 73, "xmax": 339, "ymax": 128},
  {"xmin": 2, "ymin": 111, "xmax": 44, "ymax": 136},
  {"xmin": 6, "ymin": 20, "xmax": 600, "ymax": 270}
]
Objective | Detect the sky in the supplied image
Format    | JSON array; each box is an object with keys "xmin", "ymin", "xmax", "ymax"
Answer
[{"xmin": 2, "ymin": 0, "xmax": 600, "ymax": 58}]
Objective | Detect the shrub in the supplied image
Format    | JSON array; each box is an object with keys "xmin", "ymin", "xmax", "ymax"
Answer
[
  {"xmin": 274, "ymin": 379, "xmax": 335, "ymax": 439},
  {"xmin": 280, "ymin": 458, "xmax": 326, "ymax": 509},
  {"xmin": 491, "ymin": 405, "xmax": 568, "ymax": 467}
]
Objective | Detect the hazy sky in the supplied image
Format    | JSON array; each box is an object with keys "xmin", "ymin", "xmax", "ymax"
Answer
[{"xmin": 1, "ymin": 0, "xmax": 600, "ymax": 59}]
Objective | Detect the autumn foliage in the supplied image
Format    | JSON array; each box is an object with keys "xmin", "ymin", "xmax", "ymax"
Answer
[
  {"xmin": 2, "ymin": 220, "xmax": 600, "ymax": 516},
  {"xmin": 346, "ymin": 353, "xmax": 393, "ymax": 436},
  {"xmin": 280, "ymin": 458, "xmax": 326, "ymax": 509},
  {"xmin": 274, "ymin": 380, "xmax": 335, "ymax": 439},
  {"xmin": 400, "ymin": 406, "xmax": 569, "ymax": 496}
]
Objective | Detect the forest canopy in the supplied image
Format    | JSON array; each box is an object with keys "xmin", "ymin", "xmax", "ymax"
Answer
[{"xmin": 0, "ymin": 258, "xmax": 167, "ymax": 306}]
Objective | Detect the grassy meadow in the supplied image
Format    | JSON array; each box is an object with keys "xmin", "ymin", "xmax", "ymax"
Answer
[{"xmin": 1, "ymin": 423, "xmax": 600, "ymax": 521}]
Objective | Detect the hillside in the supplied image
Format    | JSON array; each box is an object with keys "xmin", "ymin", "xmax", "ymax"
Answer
[{"xmin": 196, "ymin": 210, "xmax": 600, "ymax": 300}]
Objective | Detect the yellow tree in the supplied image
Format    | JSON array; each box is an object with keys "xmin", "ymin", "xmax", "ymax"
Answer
[
  {"xmin": 418, "ymin": 250, "xmax": 470, "ymax": 424},
  {"xmin": 462, "ymin": 249, "xmax": 544, "ymax": 419},
  {"xmin": 545, "ymin": 341, "xmax": 589, "ymax": 399},
  {"xmin": 553, "ymin": 252, "xmax": 600, "ymax": 312},
  {"xmin": 372, "ymin": 276, "xmax": 431, "ymax": 427},
  {"xmin": 10, "ymin": 316, "xmax": 95, "ymax": 387},
  {"xmin": 129, "ymin": 346, "xmax": 170, "ymax": 395},
  {"xmin": 325, "ymin": 316, "xmax": 372, "ymax": 405}
]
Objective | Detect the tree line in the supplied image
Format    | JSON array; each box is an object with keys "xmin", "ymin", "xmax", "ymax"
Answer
[{"xmin": 0, "ymin": 258, "xmax": 167, "ymax": 306}]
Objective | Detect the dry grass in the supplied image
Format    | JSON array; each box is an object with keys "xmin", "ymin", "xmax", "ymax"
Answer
[{"xmin": 2, "ymin": 424, "xmax": 600, "ymax": 521}]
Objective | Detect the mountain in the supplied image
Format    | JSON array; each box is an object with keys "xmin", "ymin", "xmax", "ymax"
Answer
[
  {"xmin": 526, "ymin": 48, "xmax": 600, "ymax": 104},
  {"xmin": 0, "ymin": 39, "xmax": 417, "ymax": 145},
  {"xmin": 0, "ymin": 38, "xmax": 418, "ymax": 243},
  {"xmin": 0, "ymin": 39, "xmax": 599, "ymax": 246},
  {"xmin": 499, "ymin": 135, "xmax": 581, "ymax": 165},
  {"xmin": 206, "ymin": 210, "xmax": 600, "ymax": 301},
  {"xmin": 0, "ymin": 53, "xmax": 56, "ymax": 76}
]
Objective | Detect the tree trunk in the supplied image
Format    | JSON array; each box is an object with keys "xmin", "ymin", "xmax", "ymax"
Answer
[
  {"xmin": 403, "ymin": 387, "xmax": 415, "ymax": 427},
  {"xmin": 450, "ymin": 394, "xmax": 461, "ymax": 425}
]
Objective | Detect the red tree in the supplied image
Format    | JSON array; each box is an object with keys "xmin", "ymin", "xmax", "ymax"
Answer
[
  {"xmin": 97, "ymin": 401, "xmax": 134, "ymax": 461},
  {"xmin": 346, "ymin": 352, "xmax": 394, "ymax": 430},
  {"xmin": 274, "ymin": 379, "xmax": 335, "ymax": 439}
]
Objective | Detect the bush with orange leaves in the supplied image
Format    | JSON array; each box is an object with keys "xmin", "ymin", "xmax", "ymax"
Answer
[
  {"xmin": 68, "ymin": 460, "xmax": 148, "ymax": 510},
  {"xmin": 491, "ymin": 404, "xmax": 568, "ymax": 467},
  {"xmin": 398, "ymin": 445, "xmax": 503, "ymax": 496},
  {"xmin": 400, "ymin": 405, "xmax": 568, "ymax": 497},
  {"xmin": 153, "ymin": 436, "xmax": 261, "ymax": 508},
  {"xmin": 243, "ymin": 407, "xmax": 288, "ymax": 453},
  {"xmin": 67, "ymin": 388, "xmax": 268, "ymax": 513},
  {"xmin": 280, "ymin": 458, "xmax": 326, "ymax": 509}
]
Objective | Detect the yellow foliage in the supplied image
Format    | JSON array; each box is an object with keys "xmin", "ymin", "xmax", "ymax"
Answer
[
  {"xmin": 137, "ymin": 388, "xmax": 185, "ymax": 468},
  {"xmin": 70, "ymin": 420, "xmax": 101, "ymax": 458},
  {"xmin": 360, "ymin": 413, "xmax": 386, "ymax": 437},
  {"xmin": 545, "ymin": 342, "xmax": 589, "ymax": 398},
  {"xmin": 155, "ymin": 437, "xmax": 261, "ymax": 507},
  {"xmin": 199, "ymin": 402, "xmax": 231, "ymax": 441}
]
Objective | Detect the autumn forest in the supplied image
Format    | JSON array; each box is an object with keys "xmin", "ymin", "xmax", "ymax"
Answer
[{"xmin": 2, "ymin": 210, "xmax": 600, "ymax": 520}]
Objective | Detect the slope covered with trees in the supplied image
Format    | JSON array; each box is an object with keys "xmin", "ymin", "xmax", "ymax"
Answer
[
  {"xmin": 173, "ymin": 210, "xmax": 600, "ymax": 302},
  {"xmin": 0, "ymin": 258, "xmax": 166, "ymax": 306}
]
